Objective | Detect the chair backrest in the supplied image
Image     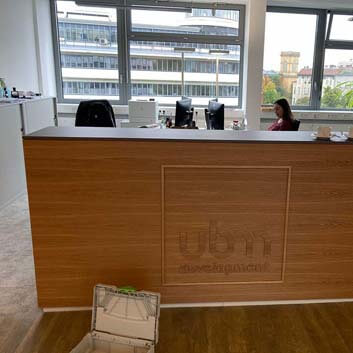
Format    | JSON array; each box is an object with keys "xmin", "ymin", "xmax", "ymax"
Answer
[
  {"xmin": 75, "ymin": 100, "xmax": 116, "ymax": 127},
  {"xmin": 207, "ymin": 100, "xmax": 224, "ymax": 130},
  {"xmin": 175, "ymin": 98, "xmax": 193, "ymax": 127},
  {"xmin": 292, "ymin": 119, "xmax": 300, "ymax": 131}
]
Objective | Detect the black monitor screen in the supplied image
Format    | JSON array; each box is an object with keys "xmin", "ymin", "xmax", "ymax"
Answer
[
  {"xmin": 175, "ymin": 99, "xmax": 192, "ymax": 127},
  {"xmin": 208, "ymin": 101, "xmax": 224, "ymax": 130}
]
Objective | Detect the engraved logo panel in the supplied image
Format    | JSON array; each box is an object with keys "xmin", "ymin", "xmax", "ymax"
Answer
[{"xmin": 162, "ymin": 166, "xmax": 290, "ymax": 285}]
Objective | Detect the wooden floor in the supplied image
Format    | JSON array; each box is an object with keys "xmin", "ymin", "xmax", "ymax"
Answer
[{"xmin": 14, "ymin": 302, "xmax": 353, "ymax": 353}]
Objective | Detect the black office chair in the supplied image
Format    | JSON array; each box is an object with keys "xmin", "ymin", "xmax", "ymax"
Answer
[
  {"xmin": 175, "ymin": 98, "xmax": 194, "ymax": 127},
  {"xmin": 75, "ymin": 100, "xmax": 116, "ymax": 127},
  {"xmin": 205, "ymin": 100, "xmax": 224, "ymax": 130},
  {"xmin": 292, "ymin": 119, "xmax": 301, "ymax": 131}
]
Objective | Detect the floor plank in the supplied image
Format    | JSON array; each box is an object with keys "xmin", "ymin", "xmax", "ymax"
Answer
[{"xmin": 12, "ymin": 303, "xmax": 353, "ymax": 353}]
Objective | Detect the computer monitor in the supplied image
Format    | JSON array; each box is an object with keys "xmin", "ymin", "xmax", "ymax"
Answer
[
  {"xmin": 175, "ymin": 98, "xmax": 193, "ymax": 127},
  {"xmin": 207, "ymin": 100, "xmax": 224, "ymax": 130}
]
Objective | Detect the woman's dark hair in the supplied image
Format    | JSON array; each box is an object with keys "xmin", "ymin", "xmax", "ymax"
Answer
[{"xmin": 274, "ymin": 98, "xmax": 294, "ymax": 121}]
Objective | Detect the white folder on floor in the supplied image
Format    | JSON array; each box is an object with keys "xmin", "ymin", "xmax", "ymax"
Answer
[{"xmin": 70, "ymin": 284, "xmax": 160, "ymax": 353}]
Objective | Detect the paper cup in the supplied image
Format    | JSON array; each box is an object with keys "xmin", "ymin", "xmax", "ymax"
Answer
[{"xmin": 317, "ymin": 126, "xmax": 331, "ymax": 138}]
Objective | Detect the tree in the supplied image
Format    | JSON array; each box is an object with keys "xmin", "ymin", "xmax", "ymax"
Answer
[
  {"xmin": 270, "ymin": 74, "xmax": 289, "ymax": 99},
  {"xmin": 337, "ymin": 81, "xmax": 353, "ymax": 109},
  {"xmin": 321, "ymin": 86, "xmax": 345, "ymax": 109},
  {"xmin": 262, "ymin": 76, "xmax": 280, "ymax": 104},
  {"xmin": 295, "ymin": 96, "xmax": 310, "ymax": 105}
]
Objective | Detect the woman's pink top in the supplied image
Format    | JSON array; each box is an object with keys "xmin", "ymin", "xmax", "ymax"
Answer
[{"xmin": 268, "ymin": 119, "xmax": 294, "ymax": 131}]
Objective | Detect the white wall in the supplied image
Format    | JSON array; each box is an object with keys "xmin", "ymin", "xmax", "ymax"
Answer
[
  {"xmin": 242, "ymin": 0, "xmax": 267, "ymax": 130},
  {"xmin": 33, "ymin": 0, "xmax": 57, "ymax": 97},
  {"xmin": 0, "ymin": 1, "xmax": 39, "ymax": 91},
  {"xmin": 0, "ymin": 0, "xmax": 56, "ymax": 95}
]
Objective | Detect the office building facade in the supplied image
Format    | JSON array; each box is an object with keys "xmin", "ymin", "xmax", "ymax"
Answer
[{"xmin": 56, "ymin": 2, "xmax": 243, "ymax": 106}]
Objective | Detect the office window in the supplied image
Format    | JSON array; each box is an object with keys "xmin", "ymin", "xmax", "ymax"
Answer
[
  {"xmin": 322, "ymin": 12, "xmax": 353, "ymax": 110},
  {"xmin": 328, "ymin": 14, "xmax": 353, "ymax": 41},
  {"xmin": 129, "ymin": 41, "xmax": 240, "ymax": 105},
  {"xmin": 53, "ymin": 1, "xmax": 244, "ymax": 106},
  {"xmin": 262, "ymin": 11, "xmax": 317, "ymax": 107},
  {"xmin": 320, "ymin": 49, "xmax": 353, "ymax": 109},
  {"xmin": 55, "ymin": 1, "xmax": 120, "ymax": 101},
  {"xmin": 131, "ymin": 8, "xmax": 240, "ymax": 37}
]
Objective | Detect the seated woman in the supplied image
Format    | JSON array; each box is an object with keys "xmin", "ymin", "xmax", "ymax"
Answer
[{"xmin": 268, "ymin": 98, "xmax": 295, "ymax": 131}]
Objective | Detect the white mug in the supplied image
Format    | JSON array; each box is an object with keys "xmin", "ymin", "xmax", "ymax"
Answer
[
  {"xmin": 349, "ymin": 127, "xmax": 353, "ymax": 139},
  {"xmin": 317, "ymin": 126, "xmax": 331, "ymax": 138}
]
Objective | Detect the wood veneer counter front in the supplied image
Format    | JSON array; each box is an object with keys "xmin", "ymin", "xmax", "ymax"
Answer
[{"xmin": 23, "ymin": 128, "xmax": 353, "ymax": 307}]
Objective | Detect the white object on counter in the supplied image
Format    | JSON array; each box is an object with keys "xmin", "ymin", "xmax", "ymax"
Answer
[{"xmin": 128, "ymin": 100, "xmax": 159, "ymax": 124}]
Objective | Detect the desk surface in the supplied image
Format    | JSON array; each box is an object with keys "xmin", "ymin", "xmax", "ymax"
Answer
[
  {"xmin": 24, "ymin": 126, "xmax": 352, "ymax": 144},
  {"xmin": 0, "ymin": 96, "xmax": 54, "ymax": 108}
]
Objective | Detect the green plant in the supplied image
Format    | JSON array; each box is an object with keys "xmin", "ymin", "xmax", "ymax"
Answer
[
  {"xmin": 296, "ymin": 96, "xmax": 310, "ymax": 105},
  {"xmin": 321, "ymin": 86, "xmax": 345, "ymax": 108},
  {"xmin": 337, "ymin": 81, "xmax": 353, "ymax": 109}
]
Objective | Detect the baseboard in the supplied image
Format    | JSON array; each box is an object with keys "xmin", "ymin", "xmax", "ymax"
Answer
[
  {"xmin": 162, "ymin": 298, "xmax": 353, "ymax": 308},
  {"xmin": 42, "ymin": 297, "xmax": 353, "ymax": 312},
  {"xmin": 43, "ymin": 306, "xmax": 92, "ymax": 312},
  {"xmin": 0, "ymin": 190, "xmax": 27, "ymax": 212}
]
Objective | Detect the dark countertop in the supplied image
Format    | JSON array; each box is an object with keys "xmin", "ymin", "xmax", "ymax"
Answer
[{"xmin": 23, "ymin": 126, "xmax": 353, "ymax": 144}]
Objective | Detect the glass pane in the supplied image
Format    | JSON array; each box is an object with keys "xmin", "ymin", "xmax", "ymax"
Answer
[
  {"xmin": 262, "ymin": 12, "xmax": 317, "ymax": 107},
  {"xmin": 320, "ymin": 49, "xmax": 353, "ymax": 109},
  {"xmin": 129, "ymin": 41, "xmax": 240, "ymax": 106},
  {"xmin": 56, "ymin": 1, "xmax": 119, "ymax": 100},
  {"xmin": 329, "ymin": 14, "xmax": 353, "ymax": 41},
  {"xmin": 131, "ymin": 8, "xmax": 239, "ymax": 37}
]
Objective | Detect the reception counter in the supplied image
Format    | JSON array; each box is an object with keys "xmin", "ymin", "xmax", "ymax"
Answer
[{"xmin": 23, "ymin": 127, "xmax": 353, "ymax": 307}]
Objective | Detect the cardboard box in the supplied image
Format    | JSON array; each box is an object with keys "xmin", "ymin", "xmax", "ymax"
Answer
[{"xmin": 70, "ymin": 284, "xmax": 160, "ymax": 353}]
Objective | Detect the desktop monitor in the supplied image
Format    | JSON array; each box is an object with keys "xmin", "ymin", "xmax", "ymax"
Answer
[
  {"xmin": 207, "ymin": 100, "xmax": 224, "ymax": 130},
  {"xmin": 175, "ymin": 98, "xmax": 193, "ymax": 127}
]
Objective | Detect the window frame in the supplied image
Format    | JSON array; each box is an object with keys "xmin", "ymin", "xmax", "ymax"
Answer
[
  {"xmin": 265, "ymin": 6, "xmax": 327, "ymax": 111},
  {"xmin": 51, "ymin": 0, "xmax": 245, "ymax": 108},
  {"xmin": 266, "ymin": 6, "xmax": 353, "ymax": 112},
  {"xmin": 51, "ymin": 1, "xmax": 127, "ymax": 104},
  {"xmin": 322, "ymin": 10, "xmax": 353, "ymax": 111}
]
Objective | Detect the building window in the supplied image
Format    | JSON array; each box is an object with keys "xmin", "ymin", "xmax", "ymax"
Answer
[{"xmin": 53, "ymin": 1, "xmax": 245, "ymax": 107}]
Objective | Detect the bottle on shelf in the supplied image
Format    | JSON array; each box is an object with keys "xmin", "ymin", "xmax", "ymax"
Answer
[
  {"xmin": 0, "ymin": 78, "xmax": 5, "ymax": 98},
  {"xmin": 11, "ymin": 87, "xmax": 19, "ymax": 99},
  {"xmin": 232, "ymin": 120, "xmax": 240, "ymax": 130}
]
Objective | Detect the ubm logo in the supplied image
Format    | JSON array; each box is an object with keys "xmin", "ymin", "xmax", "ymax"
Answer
[{"xmin": 179, "ymin": 221, "xmax": 272, "ymax": 260}]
